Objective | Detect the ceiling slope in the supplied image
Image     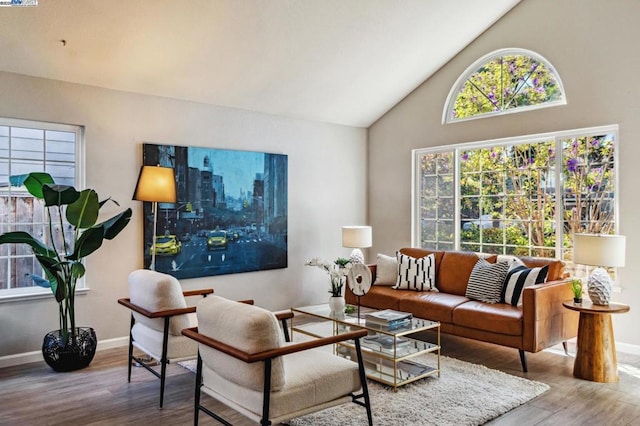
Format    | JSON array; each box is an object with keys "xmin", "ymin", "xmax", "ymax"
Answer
[{"xmin": 0, "ymin": 0, "xmax": 520, "ymax": 127}]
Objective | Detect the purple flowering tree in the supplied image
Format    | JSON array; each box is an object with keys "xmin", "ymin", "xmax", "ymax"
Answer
[{"xmin": 452, "ymin": 54, "xmax": 562, "ymax": 120}]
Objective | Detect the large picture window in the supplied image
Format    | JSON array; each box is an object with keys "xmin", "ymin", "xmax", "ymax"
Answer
[
  {"xmin": 0, "ymin": 118, "xmax": 83, "ymax": 299},
  {"xmin": 413, "ymin": 125, "xmax": 618, "ymax": 272}
]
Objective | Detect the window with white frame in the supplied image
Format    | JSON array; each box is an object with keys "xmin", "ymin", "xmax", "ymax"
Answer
[
  {"xmin": 443, "ymin": 48, "xmax": 566, "ymax": 123},
  {"xmin": 0, "ymin": 118, "xmax": 83, "ymax": 297},
  {"xmin": 413, "ymin": 125, "xmax": 618, "ymax": 275}
]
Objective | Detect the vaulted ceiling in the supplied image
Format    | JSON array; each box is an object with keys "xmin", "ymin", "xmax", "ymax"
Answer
[{"xmin": 0, "ymin": 0, "xmax": 521, "ymax": 127}]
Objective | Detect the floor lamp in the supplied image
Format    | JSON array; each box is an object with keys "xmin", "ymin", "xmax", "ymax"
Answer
[{"xmin": 132, "ymin": 165, "xmax": 176, "ymax": 270}]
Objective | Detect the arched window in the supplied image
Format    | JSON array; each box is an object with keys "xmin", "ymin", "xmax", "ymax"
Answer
[{"xmin": 443, "ymin": 48, "xmax": 566, "ymax": 123}]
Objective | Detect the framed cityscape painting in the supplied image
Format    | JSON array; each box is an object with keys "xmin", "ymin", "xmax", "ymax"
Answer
[{"xmin": 141, "ymin": 143, "xmax": 288, "ymax": 279}]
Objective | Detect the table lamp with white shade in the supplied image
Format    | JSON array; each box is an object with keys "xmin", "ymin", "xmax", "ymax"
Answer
[
  {"xmin": 342, "ymin": 225, "xmax": 372, "ymax": 264},
  {"xmin": 573, "ymin": 233, "xmax": 626, "ymax": 305}
]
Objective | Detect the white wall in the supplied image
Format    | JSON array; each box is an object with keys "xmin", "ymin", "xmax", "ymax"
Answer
[
  {"xmin": 0, "ymin": 71, "xmax": 368, "ymax": 357},
  {"xmin": 368, "ymin": 0, "xmax": 640, "ymax": 347}
]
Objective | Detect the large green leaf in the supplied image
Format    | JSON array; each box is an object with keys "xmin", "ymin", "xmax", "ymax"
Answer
[
  {"xmin": 13, "ymin": 173, "xmax": 55, "ymax": 199},
  {"xmin": 43, "ymin": 184, "xmax": 80, "ymax": 207},
  {"xmin": 71, "ymin": 262, "xmax": 86, "ymax": 280},
  {"xmin": 68, "ymin": 225, "xmax": 104, "ymax": 260},
  {"xmin": 66, "ymin": 189, "xmax": 99, "ymax": 229},
  {"xmin": 0, "ymin": 232, "xmax": 56, "ymax": 257},
  {"xmin": 101, "ymin": 208, "xmax": 132, "ymax": 240},
  {"xmin": 35, "ymin": 255, "xmax": 65, "ymax": 302}
]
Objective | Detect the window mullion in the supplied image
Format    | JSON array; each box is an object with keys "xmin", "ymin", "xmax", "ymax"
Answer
[
  {"xmin": 554, "ymin": 136, "xmax": 563, "ymax": 259},
  {"xmin": 454, "ymin": 148, "xmax": 461, "ymax": 250}
]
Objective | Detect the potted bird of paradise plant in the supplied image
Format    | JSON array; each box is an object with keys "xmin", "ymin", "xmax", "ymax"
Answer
[{"xmin": 0, "ymin": 172, "xmax": 132, "ymax": 371}]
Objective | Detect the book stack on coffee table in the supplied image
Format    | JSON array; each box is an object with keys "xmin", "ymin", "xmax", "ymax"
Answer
[{"xmin": 365, "ymin": 309, "xmax": 412, "ymax": 330}]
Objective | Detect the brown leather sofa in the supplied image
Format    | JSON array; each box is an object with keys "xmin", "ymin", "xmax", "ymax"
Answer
[{"xmin": 345, "ymin": 248, "xmax": 579, "ymax": 371}]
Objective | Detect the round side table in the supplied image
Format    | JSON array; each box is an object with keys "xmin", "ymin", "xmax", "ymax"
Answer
[{"xmin": 562, "ymin": 300, "xmax": 630, "ymax": 383}]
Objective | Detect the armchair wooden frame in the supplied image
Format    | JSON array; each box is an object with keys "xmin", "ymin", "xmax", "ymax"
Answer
[
  {"xmin": 182, "ymin": 311, "xmax": 373, "ymax": 426},
  {"xmin": 117, "ymin": 288, "xmax": 214, "ymax": 408}
]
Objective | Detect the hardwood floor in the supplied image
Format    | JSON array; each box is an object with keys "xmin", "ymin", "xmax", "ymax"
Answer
[{"xmin": 1, "ymin": 335, "xmax": 640, "ymax": 425}]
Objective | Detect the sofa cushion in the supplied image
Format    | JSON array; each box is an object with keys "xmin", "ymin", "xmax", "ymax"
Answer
[
  {"xmin": 358, "ymin": 286, "xmax": 403, "ymax": 310},
  {"xmin": 501, "ymin": 260, "xmax": 549, "ymax": 306},
  {"xmin": 393, "ymin": 252, "xmax": 437, "ymax": 291},
  {"xmin": 465, "ymin": 259, "xmax": 510, "ymax": 303},
  {"xmin": 453, "ymin": 301, "xmax": 523, "ymax": 336},
  {"xmin": 437, "ymin": 251, "xmax": 494, "ymax": 296},
  {"xmin": 398, "ymin": 292, "xmax": 470, "ymax": 324},
  {"xmin": 373, "ymin": 253, "xmax": 397, "ymax": 286}
]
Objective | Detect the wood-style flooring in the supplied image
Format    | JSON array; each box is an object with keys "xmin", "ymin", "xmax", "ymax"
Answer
[{"xmin": 1, "ymin": 335, "xmax": 640, "ymax": 425}]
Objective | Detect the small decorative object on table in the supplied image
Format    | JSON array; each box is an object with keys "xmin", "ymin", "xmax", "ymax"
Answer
[
  {"xmin": 348, "ymin": 263, "xmax": 372, "ymax": 321},
  {"xmin": 306, "ymin": 257, "xmax": 352, "ymax": 313},
  {"xmin": 568, "ymin": 278, "xmax": 583, "ymax": 304}
]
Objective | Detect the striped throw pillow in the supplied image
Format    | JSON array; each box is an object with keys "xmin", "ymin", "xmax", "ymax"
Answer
[
  {"xmin": 465, "ymin": 258, "xmax": 510, "ymax": 303},
  {"xmin": 501, "ymin": 259, "xmax": 549, "ymax": 306},
  {"xmin": 393, "ymin": 252, "xmax": 437, "ymax": 291}
]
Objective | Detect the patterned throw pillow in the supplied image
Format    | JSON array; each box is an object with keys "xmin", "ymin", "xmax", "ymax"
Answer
[
  {"xmin": 465, "ymin": 258, "xmax": 510, "ymax": 303},
  {"xmin": 501, "ymin": 259, "xmax": 549, "ymax": 306},
  {"xmin": 393, "ymin": 252, "xmax": 437, "ymax": 292}
]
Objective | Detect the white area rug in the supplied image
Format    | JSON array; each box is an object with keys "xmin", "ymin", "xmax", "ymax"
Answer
[{"xmin": 179, "ymin": 354, "xmax": 549, "ymax": 426}]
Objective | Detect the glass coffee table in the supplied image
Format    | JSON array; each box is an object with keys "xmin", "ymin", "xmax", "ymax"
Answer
[{"xmin": 291, "ymin": 304, "xmax": 440, "ymax": 391}]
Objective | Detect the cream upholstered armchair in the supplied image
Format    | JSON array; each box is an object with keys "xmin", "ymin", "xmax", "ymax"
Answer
[
  {"xmin": 182, "ymin": 295, "xmax": 373, "ymax": 426},
  {"xmin": 117, "ymin": 269, "xmax": 213, "ymax": 408}
]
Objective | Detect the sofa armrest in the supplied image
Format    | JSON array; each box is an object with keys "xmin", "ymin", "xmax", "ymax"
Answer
[{"xmin": 522, "ymin": 279, "xmax": 579, "ymax": 352}]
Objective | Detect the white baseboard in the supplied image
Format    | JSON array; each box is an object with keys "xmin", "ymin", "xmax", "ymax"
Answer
[
  {"xmin": 0, "ymin": 336, "xmax": 129, "ymax": 369},
  {"xmin": 3, "ymin": 336, "xmax": 640, "ymax": 368},
  {"xmin": 616, "ymin": 342, "xmax": 640, "ymax": 356}
]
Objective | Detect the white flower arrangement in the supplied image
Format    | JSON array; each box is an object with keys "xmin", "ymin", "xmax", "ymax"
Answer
[{"xmin": 305, "ymin": 257, "xmax": 352, "ymax": 297}]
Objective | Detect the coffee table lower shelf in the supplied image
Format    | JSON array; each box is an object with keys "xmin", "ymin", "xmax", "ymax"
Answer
[{"xmin": 338, "ymin": 344, "xmax": 440, "ymax": 388}]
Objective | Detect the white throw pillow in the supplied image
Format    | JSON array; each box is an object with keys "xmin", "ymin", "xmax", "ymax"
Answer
[
  {"xmin": 501, "ymin": 259, "xmax": 549, "ymax": 306},
  {"xmin": 465, "ymin": 258, "xmax": 510, "ymax": 303},
  {"xmin": 393, "ymin": 252, "xmax": 437, "ymax": 292},
  {"xmin": 374, "ymin": 253, "xmax": 398, "ymax": 286}
]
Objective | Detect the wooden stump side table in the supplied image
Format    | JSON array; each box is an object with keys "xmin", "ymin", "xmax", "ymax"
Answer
[{"xmin": 562, "ymin": 300, "xmax": 630, "ymax": 383}]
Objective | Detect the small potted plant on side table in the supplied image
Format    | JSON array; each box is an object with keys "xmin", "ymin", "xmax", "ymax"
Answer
[{"xmin": 568, "ymin": 278, "xmax": 583, "ymax": 304}]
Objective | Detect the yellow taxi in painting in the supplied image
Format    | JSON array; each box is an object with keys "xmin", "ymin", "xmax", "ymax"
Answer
[
  {"xmin": 151, "ymin": 235, "xmax": 182, "ymax": 255},
  {"xmin": 207, "ymin": 230, "xmax": 228, "ymax": 250}
]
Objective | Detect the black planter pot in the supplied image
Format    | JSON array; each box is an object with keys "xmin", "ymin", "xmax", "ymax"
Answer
[{"xmin": 42, "ymin": 327, "xmax": 97, "ymax": 372}]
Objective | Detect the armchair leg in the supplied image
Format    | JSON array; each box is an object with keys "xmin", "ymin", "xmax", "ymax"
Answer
[
  {"xmin": 280, "ymin": 318, "xmax": 291, "ymax": 342},
  {"xmin": 519, "ymin": 349, "xmax": 528, "ymax": 373},
  {"xmin": 194, "ymin": 353, "xmax": 202, "ymax": 426},
  {"xmin": 261, "ymin": 358, "xmax": 272, "ymax": 426},
  {"xmin": 127, "ymin": 314, "xmax": 134, "ymax": 382},
  {"xmin": 562, "ymin": 341, "xmax": 570, "ymax": 356},
  {"xmin": 354, "ymin": 338, "xmax": 373, "ymax": 426},
  {"xmin": 159, "ymin": 317, "xmax": 170, "ymax": 409}
]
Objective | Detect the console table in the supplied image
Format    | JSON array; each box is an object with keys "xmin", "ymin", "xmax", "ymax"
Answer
[{"xmin": 562, "ymin": 300, "xmax": 630, "ymax": 383}]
